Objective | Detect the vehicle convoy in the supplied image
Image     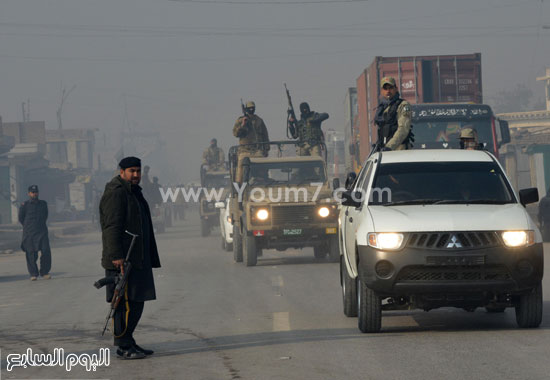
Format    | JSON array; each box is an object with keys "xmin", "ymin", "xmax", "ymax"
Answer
[
  {"xmin": 199, "ymin": 164, "xmax": 230, "ymax": 237},
  {"xmin": 228, "ymin": 141, "xmax": 339, "ymax": 266},
  {"xmin": 349, "ymin": 53, "xmax": 510, "ymax": 171},
  {"xmin": 339, "ymin": 149, "xmax": 543, "ymax": 333}
]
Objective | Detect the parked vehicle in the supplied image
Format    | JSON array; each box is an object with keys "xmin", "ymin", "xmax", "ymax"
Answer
[{"xmin": 339, "ymin": 149, "xmax": 543, "ymax": 333}]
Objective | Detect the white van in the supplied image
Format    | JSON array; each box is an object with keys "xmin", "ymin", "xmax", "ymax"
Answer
[{"xmin": 339, "ymin": 149, "xmax": 543, "ymax": 333}]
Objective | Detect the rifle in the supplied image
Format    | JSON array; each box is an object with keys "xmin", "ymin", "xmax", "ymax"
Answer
[
  {"xmin": 284, "ymin": 83, "xmax": 297, "ymax": 139},
  {"xmin": 94, "ymin": 230, "xmax": 139, "ymax": 336},
  {"xmin": 240, "ymin": 98, "xmax": 247, "ymax": 117}
]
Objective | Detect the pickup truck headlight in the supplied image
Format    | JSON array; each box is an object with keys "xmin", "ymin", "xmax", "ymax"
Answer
[
  {"xmin": 368, "ymin": 233, "xmax": 404, "ymax": 250},
  {"xmin": 501, "ymin": 231, "xmax": 534, "ymax": 248},
  {"xmin": 256, "ymin": 209, "xmax": 269, "ymax": 221},
  {"xmin": 318, "ymin": 206, "xmax": 330, "ymax": 218}
]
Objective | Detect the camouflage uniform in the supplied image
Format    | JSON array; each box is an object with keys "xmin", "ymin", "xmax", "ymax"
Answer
[
  {"xmin": 379, "ymin": 100, "xmax": 412, "ymax": 151},
  {"xmin": 202, "ymin": 146, "xmax": 225, "ymax": 170},
  {"xmin": 233, "ymin": 109, "xmax": 270, "ymax": 183},
  {"xmin": 293, "ymin": 111, "xmax": 329, "ymax": 156}
]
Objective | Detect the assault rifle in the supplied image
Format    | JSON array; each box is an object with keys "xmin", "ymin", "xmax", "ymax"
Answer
[
  {"xmin": 284, "ymin": 83, "xmax": 297, "ymax": 139},
  {"xmin": 94, "ymin": 230, "xmax": 139, "ymax": 336}
]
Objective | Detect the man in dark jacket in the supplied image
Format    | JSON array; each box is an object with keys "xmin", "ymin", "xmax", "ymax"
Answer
[
  {"xmin": 538, "ymin": 189, "xmax": 550, "ymax": 241},
  {"xmin": 99, "ymin": 156, "xmax": 161, "ymax": 360},
  {"xmin": 19, "ymin": 185, "xmax": 51, "ymax": 281}
]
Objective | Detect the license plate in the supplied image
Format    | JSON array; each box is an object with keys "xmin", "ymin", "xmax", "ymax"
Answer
[
  {"xmin": 283, "ymin": 229, "xmax": 302, "ymax": 236},
  {"xmin": 426, "ymin": 256, "xmax": 485, "ymax": 266}
]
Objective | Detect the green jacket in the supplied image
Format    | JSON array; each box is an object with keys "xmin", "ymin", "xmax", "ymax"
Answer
[
  {"xmin": 294, "ymin": 112, "xmax": 329, "ymax": 145},
  {"xmin": 99, "ymin": 176, "xmax": 161, "ymax": 270}
]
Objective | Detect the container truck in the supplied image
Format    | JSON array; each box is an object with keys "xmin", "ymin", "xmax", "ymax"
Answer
[{"xmin": 350, "ymin": 53, "xmax": 510, "ymax": 169}]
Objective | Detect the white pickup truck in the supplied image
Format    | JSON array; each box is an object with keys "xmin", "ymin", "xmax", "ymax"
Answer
[{"xmin": 338, "ymin": 149, "xmax": 543, "ymax": 333}]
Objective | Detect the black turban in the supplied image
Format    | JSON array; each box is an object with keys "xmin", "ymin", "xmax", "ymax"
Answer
[{"xmin": 118, "ymin": 156, "xmax": 141, "ymax": 169}]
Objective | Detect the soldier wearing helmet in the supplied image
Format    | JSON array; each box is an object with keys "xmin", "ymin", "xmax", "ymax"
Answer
[
  {"xmin": 233, "ymin": 100, "xmax": 270, "ymax": 183},
  {"xmin": 289, "ymin": 102, "xmax": 329, "ymax": 156},
  {"xmin": 202, "ymin": 138, "xmax": 225, "ymax": 170},
  {"xmin": 459, "ymin": 126, "xmax": 481, "ymax": 150},
  {"xmin": 373, "ymin": 77, "xmax": 413, "ymax": 151}
]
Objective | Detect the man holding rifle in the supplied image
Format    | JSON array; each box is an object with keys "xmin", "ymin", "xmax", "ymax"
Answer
[{"xmin": 99, "ymin": 156, "xmax": 161, "ymax": 360}]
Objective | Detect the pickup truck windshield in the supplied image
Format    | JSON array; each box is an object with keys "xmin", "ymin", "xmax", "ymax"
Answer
[
  {"xmin": 370, "ymin": 161, "xmax": 515, "ymax": 206},
  {"xmin": 249, "ymin": 161, "xmax": 326, "ymax": 185},
  {"xmin": 411, "ymin": 119, "xmax": 493, "ymax": 152}
]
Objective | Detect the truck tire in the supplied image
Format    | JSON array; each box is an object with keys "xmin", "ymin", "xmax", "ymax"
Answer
[
  {"xmin": 243, "ymin": 230, "xmax": 258, "ymax": 267},
  {"xmin": 515, "ymin": 281, "xmax": 543, "ymax": 328},
  {"xmin": 341, "ymin": 257, "xmax": 357, "ymax": 317},
  {"xmin": 328, "ymin": 237, "xmax": 339, "ymax": 263},
  {"xmin": 313, "ymin": 246, "xmax": 326, "ymax": 259},
  {"xmin": 201, "ymin": 219, "xmax": 210, "ymax": 237},
  {"xmin": 357, "ymin": 277, "xmax": 381, "ymax": 333},
  {"xmin": 233, "ymin": 225, "xmax": 243, "ymax": 263}
]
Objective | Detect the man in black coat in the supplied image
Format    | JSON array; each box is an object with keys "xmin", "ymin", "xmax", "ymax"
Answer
[
  {"xmin": 19, "ymin": 185, "xmax": 51, "ymax": 281},
  {"xmin": 538, "ymin": 189, "xmax": 550, "ymax": 241},
  {"xmin": 99, "ymin": 156, "xmax": 161, "ymax": 360}
]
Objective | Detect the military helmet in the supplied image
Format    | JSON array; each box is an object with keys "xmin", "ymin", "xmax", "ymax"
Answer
[
  {"xmin": 460, "ymin": 127, "xmax": 477, "ymax": 140},
  {"xmin": 245, "ymin": 101, "xmax": 255, "ymax": 108}
]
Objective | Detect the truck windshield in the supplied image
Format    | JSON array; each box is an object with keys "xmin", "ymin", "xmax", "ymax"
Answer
[
  {"xmin": 204, "ymin": 174, "xmax": 230, "ymax": 188},
  {"xmin": 411, "ymin": 118, "xmax": 494, "ymax": 153},
  {"xmin": 249, "ymin": 161, "xmax": 326, "ymax": 185},
  {"xmin": 370, "ymin": 161, "xmax": 515, "ymax": 206}
]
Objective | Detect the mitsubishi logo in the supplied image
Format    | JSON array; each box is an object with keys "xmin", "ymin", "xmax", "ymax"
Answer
[{"xmin": 446, "ymin": 235, "xmax": 463, "ymax": 249}]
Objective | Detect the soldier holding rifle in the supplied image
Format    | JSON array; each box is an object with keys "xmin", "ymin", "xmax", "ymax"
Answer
[{"xmin": 99, "ymin": 156, "xmax": 161, "ymax": 360}]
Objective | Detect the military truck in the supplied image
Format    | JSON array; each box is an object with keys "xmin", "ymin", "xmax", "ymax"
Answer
[
  {"xmin": 228, "ymin": 141, "xmax": 339, "ymax": 267},
  {"xmin": 199, "ymin": 164, "xmax": 230, "ymax": 237}
]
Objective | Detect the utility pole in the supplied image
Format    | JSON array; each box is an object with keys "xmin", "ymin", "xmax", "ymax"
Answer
[
  {"xmin": 536, "ymin": 68, "xmax": 550, "ymax": 111},
  {"xmin": 57, "ymin": 84, "xmax": 76, "ymax": 129}
]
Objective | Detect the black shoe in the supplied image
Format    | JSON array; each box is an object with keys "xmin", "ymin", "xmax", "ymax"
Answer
[
  {"xmin": 116, "ymin": 346, "xmax": 146, "ymax": 360},
  {"xmin": 133, "ymin": 344, "xmax": 154, "ymax": 356}
]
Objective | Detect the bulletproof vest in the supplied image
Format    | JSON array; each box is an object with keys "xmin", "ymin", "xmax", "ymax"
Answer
[
  {"xmin": 299, "ymin": 113, "xmax": 324, "ymax": 143},
  {"xmin": 376, "ymin": 99, "xmax": 403, "ymax": 143}
]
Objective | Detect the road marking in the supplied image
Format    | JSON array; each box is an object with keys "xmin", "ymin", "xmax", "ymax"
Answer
[
  {"xmin": 273, "ymin": 312, "xmax": 290, "ymax": 332},
  {"xmin": 0, "ymin": 303, "xmax": 24, "ymax": 307},
  {"xmin": 271, "ymin": 275, "xmax": 284, "ymax": 296}
]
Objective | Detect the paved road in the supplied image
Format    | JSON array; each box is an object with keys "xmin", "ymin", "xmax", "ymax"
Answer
[{"xmin": 1, "ymin": 213, "xmax": 550, "ymax": 380}]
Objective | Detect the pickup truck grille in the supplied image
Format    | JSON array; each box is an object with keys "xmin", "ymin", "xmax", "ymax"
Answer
[
  {"xmin": 407, "ymin": 231, "xmax": 500, "ymax": 250},
  {"xmin": 271, "ymin": 205, "xmax": 316, "ymax": 225},
  {"xmin": 396, "ymin": 265, "xmax": 512, "ymax": 282}
]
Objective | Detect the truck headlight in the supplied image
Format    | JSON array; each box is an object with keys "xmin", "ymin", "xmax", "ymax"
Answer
[
  {"xmin": 318, "ymin": 206, "xmax": 330, "ymax": 218},
  {"xmin": 368, "ymin": 233, "xmax": 404, "ymax": 250},
  {"xmin": 256, "ymin": 209, "xmax": 269, "ymax": 221},
  {"xmin": 501, "ymin": 231, "xmax": 534, "ymax": 248}
]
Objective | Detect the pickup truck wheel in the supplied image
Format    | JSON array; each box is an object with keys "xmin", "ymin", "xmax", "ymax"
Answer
[
  {"xmin": 243, "ymin": 230, "xmax": 258, "ymax": 267},
  {"xmin": 201, "ymin": 219, "xmax": 210, "ymax": 237},
  {"xmin": 357, "ymin": 277, "xmax": 381, "ymax": 333},
  {"xmin": 328, "ymin": 237, "xmax": 339, "ymax": 263},
  {"xmin": 341, "ymin": 258, "xmax": 357, "ymax": 317},
  {"xmin": 233, "ymin": 225, "xmax": 243, "ymax": 263},
  {"xmin": 515, "ymin": 281, "xmax": 543, "ymax": 328},
  {"xmin": 313, "ymin": 246, "xmax": 326, "ymax": 259}
]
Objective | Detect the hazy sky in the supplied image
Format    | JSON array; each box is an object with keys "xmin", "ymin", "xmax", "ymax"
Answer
[{"xmin": 1, "ymin": 0, "xmax": 549, "ymax": 182}]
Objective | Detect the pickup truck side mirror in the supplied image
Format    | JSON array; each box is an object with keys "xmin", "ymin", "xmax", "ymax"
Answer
[
  {"xmin": 344, "ymin": 172, "xmax": 357, "ymax": 190},
  {"xmin": 341, "ymin": 190, "xmax": 363, "ymax": 208},
  {"xmin": 519, "ymin": 188, "xmax": 539, "ymax": 207},
  {"xmin": 333, "ymin": 178, "xmax": 340, "ymax": 190}
]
